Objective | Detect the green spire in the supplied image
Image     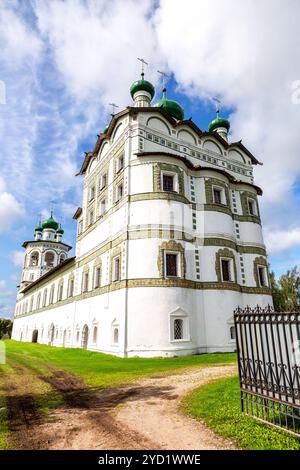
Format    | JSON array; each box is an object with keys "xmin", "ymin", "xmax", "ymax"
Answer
[
  {"xmin": 153, "ymin": 87, "xmax": 184, "ymax": 121},
  {"xmin": 208, "ymin": 110, "xmax": 230, "ymax": 133},
  {"xmin": 41, "ymin": 212, "xmax": 59, "ymax": 231},
  {"xmin": 130, "ymin": 72, "xmax": 155, "ymax": 100},
  {"xmin": 56, "ymin": 224, "xmax": 64, "ymax": 235}
]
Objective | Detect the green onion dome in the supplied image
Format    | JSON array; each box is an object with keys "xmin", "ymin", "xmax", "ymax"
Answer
[
  {"xmin": 56, "ymin": 226, "xmax": 64, "ymax": 235},
  {"xmin": 130, "ymin": 72, "xmax": 155, "ymax": 100},
  {"xmin": 41, "ymin": 214, "xmax": 59, "ymax": 231},
  {"xmin": 208, "ymin": 111, "xmax": 230, "ymax": 133},
  {"xmin": 34, "ymin": 224, "xmax": 43, "ymax": 233},
  {"xmin": 103, "ymin": 125, "xmax": 109, "ymax": 134},
  {"xmin": 153, "ymin": 88, "xmax": 184, "ymax": 121}
]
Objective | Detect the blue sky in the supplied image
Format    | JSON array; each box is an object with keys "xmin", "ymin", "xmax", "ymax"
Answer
[{"xmin": 1, "ymin": 0, "xmax": 300, "ymax": 319}]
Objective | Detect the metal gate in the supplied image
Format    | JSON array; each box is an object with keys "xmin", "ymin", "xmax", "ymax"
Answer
[{"xmin": 234, "ymin": 305, "xmax": 300, "ymax": 436}]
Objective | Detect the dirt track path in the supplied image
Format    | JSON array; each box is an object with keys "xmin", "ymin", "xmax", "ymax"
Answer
[{"xmin": 5, "ymin": 364, "xmax": 237, "ymax": 450}]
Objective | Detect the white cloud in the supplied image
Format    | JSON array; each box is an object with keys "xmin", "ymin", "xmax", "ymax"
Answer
[
  {"xmin": 12, "ymin": 250, "xmax": 24, "ymax": 268},
  {"xmin": 154, "ymin": 0, "xmax": 300, "ymax": 206},
  {"xmin": 0, "ymin": 177, "xmax": 23, "ymax": 232},
  {"xmin": 264, "ymin": 226, "xmax": 300, "ymax": 254}
]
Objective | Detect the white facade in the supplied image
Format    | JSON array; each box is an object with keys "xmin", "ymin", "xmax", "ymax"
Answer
[{"xmin": 12, "ymin": 91, "xmax": 273, "ymax": 357}]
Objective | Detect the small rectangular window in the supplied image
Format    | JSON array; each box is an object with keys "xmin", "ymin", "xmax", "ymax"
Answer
[
  {"xmin": 213, "ymin": 188, "xmax": 222, "ymax": 204},
  {"xmin": 166, "ymin": 253, "xmax": 178, "ymax": 277},
  {"xmin": 88, "ymin": 210, "xmax": 94, "ymax": 226},
  {"xmin": 100, "ymin": 199, "xmax": 106, "ymax": 215},
  {"xmin": 248, "ymin": 199, "xmax": 256, "ymax": 216},
  {"xmin": 163, "ymin": 174, "xmax": 174, "ymax": 192},
  {"xmin": 100, "ymin": 173, "xmax": 107, "ymax": 190},
  {"xmin": 221, "ymin": 259, "xmax": 231, "ymax": 282},
  {"xmin": 258, "ymin": 266, "xmax": 267, "ymax": 287},
  {"xmin": 94, "ymin": 267, "xmax": 101, "ymax": 288},
  {"xmin": 68, "ymin": 279, "xmax": 74, "ymax": 297},
  {"xmin": 116, "ymin": 184, "xmax": 123, "ymax": 201},
  {"xmin": 113, "ymin": 257, "xmax": 120, "ymax": 281},
  {"xmin": 174, "ymin": 318, "xmax": 183, "ymax": 340},
  {"xmin": 117, "ymin": 155, "xmax": 124, "ymax": 172},
  {"xmin": 83, "ymin": 272, "xmax": 89, "ymax": 292},
  {"xmin": 89, "ymin": 186, "xmax": 95, "ymax": 201},
  {"xmin": 230, "ymin": 326, "xmax": 236, "ymax": 340},
  {"xmin": 78, "ymin": 219, "xmax": 83, "ymax": 235}
]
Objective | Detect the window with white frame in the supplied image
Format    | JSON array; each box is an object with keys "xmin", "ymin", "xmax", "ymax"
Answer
[
  {"xmin": 116, "ymin": 183, "xmax": 123, "ymax": 202},
  {"xmin": 94, "ymin": 266, "xmax": 101, "ymax": 288},
  {"xmin": 99, "ymin": 198, "xmax": 106, "ymax": 216},
  {"xmin": 258, "ymin": 266, "xmax": 268, "ymax": 287},
  {"xmin": 88, "ymin": 209, "xmax": 94, "ymax": 226},
  {"xmin": 93, "ymin": 326, "xmax": 98, "ymax": 344},
  {"xmin": 42, "ymin": 289, "xmax": 47, "ymax": 307},
  {"xmin": 116, "ymin": 154, "xmax": 124, "ymax": 173},
  {"xmin": 78, "ymin": 219, "xmax": 83, "ymax": 235},
  {"xmin": 112, "ymin": 256, "xmax": 120, "ymax": 281},
  {"xmin": 29, "ymin": 273, "xmax": 35, "ymax": 281},
  {"xmin": 165, "ymin": 252, "xmax": 180, "ymax": 277},
  {"xmin": 68, "ymin": 278, "xmax": 74, "ymax": 297},
  {"xmin": 248, "ymin": 198, "xmax": 257, "ymax": 216},
  {"xmin": 170, "ymin": 311, "xmax": 189, "ymax": 342},
  {"xmin": 99, "ymin": 173, "xmax": 107, "ymax": 191},
  {"xmin": 221, "ymin": 258, "xmax": 233, "ymax": 282},
  {"xmin": 49, "ymin": 284, "xmax": 55, "ymax": 304},
  {"xmin": 162, "ymin": 172, "xmax": 177, "ymax": 192},
  {"xmin": 58, "ymin": 282, "xmax": 64, "ymax": 301},
  {"xmin": 82, "ymin": 271, "xmax": 89, "ymax": 292},
  {"xmin": 213, "ymin": 186, "xmax": 225, "ymax": 205},
  {"xmin": 89, "ymin": 185, "xmax": 95, "ymax": 201}
]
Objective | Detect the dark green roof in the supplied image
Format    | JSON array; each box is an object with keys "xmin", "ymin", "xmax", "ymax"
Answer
[
  {"xmin": 56, "ymin": 226, "xmax": 64, "ymax": 235},
  {"xmin": 208, "ymin": 112, "xmax": 230, "ymax": 133},
  {"xmin": 130, "ymin": 73, "xmax": 155, "ymax": 100},
  {"xmin": 34, "ymin": 224, "xmax": 43, "ymax": 232},
  {"xmin": 153, "ymin": 88, "xmax": 184, "ymax": 121},
  {"xmin": 41, "ymin": 215, "xmax": 59, "ymax": 231},
  {"xmin": 103, "ymin": 125, "xmax": 109, "ymax": 133}
]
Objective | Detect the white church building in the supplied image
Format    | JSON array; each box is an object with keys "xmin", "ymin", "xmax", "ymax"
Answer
[{"xmin": 12, "ymin": 72, "xmax": 273, "ymax": 357}]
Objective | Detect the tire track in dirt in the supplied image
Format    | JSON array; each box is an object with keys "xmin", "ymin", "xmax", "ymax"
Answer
[{"xmin": 3, "ymin": 362, "xmax": 237, "ymax": 450}]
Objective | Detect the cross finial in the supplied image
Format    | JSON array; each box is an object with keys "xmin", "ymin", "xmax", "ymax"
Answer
[
  {"xmin": 49, "ymin": 200, "xmax": 57, "ymax": 218},
  {"xmin": 157, "ymin": 70, "xmax": 170, "ymax": 91},
  {"xmin": 212, "ymin": 96, "xmax": 221, "ymax": 114},
  {"xmin": 137, "ymin": 58, "xmax": 148, "ymax": 77},
  {"xmin": 109, "ymin": 103, "xmax": 119, "ymax": 116}
]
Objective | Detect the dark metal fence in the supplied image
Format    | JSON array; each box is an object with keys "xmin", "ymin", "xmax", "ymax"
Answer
[{"xmin": 234, "ymin": 305, "xmax": 300, "ymax": 436}]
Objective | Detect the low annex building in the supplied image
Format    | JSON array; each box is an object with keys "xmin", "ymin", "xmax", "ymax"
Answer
[{"xmin": 12, "ymin": 72, "xmax": 272, "ymax": 357}]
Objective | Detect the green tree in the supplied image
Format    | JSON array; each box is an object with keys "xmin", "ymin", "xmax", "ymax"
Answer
[
  {"xmin": 270, "ymin": 266, "xmax": 300, "ymax": 311},
  {"xmin": 278, "ymin": 266, "xmax": 300, "ymax": 311},
  {"xmin": 0, "ymin": 319, "xmax": 13, "ymax": 339}
]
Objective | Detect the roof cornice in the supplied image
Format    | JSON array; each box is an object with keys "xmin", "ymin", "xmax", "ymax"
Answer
[{"xmin": 76, "ymin": 107, "xmax": 261, "ymax": 175}]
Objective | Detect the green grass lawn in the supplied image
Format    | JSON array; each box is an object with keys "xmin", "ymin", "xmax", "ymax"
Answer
[
  {"xmin": 2, "ymin": 340, "xmax": 236, "ymax": 388},
  {"xmin": 184, "ymin": 375, "xmax": 300, "ymax": 450}
]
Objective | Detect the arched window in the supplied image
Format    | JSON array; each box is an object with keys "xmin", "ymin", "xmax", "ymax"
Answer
[
  {"xmin": 45, "ymin": 251, "xmax": 55, "ymax": 268},
  {"xmin": 93, "ymin": 326, "xmax": 98, "ymax": 344},
  {"xmin": 58, "ymin": 281, "xmax": 64, "ymax": 301},
  {"xmin": 42, "ymin": 289, "xmax": 47, "ymax": 307},
  {"xmin": 30, "ymin": 251, "xmax": 39, "ymax": 266},
  {"xmin": 49, "ymin": 284, "xmax": 55, "ymax": 304},
  {"xmin": 113, "ymin": 327, "xmax": 119, "ymax": 344},
  {"xmin": 59, "ymin": 253, "xmax": 66, "ymax": 263},
  {"xmin": 36, "ymin": 293, "xmax": 41, "ymax": 309},
  {"xmin": 173, "ymin": 319, "xmax": 183, "ymax": 340}
]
